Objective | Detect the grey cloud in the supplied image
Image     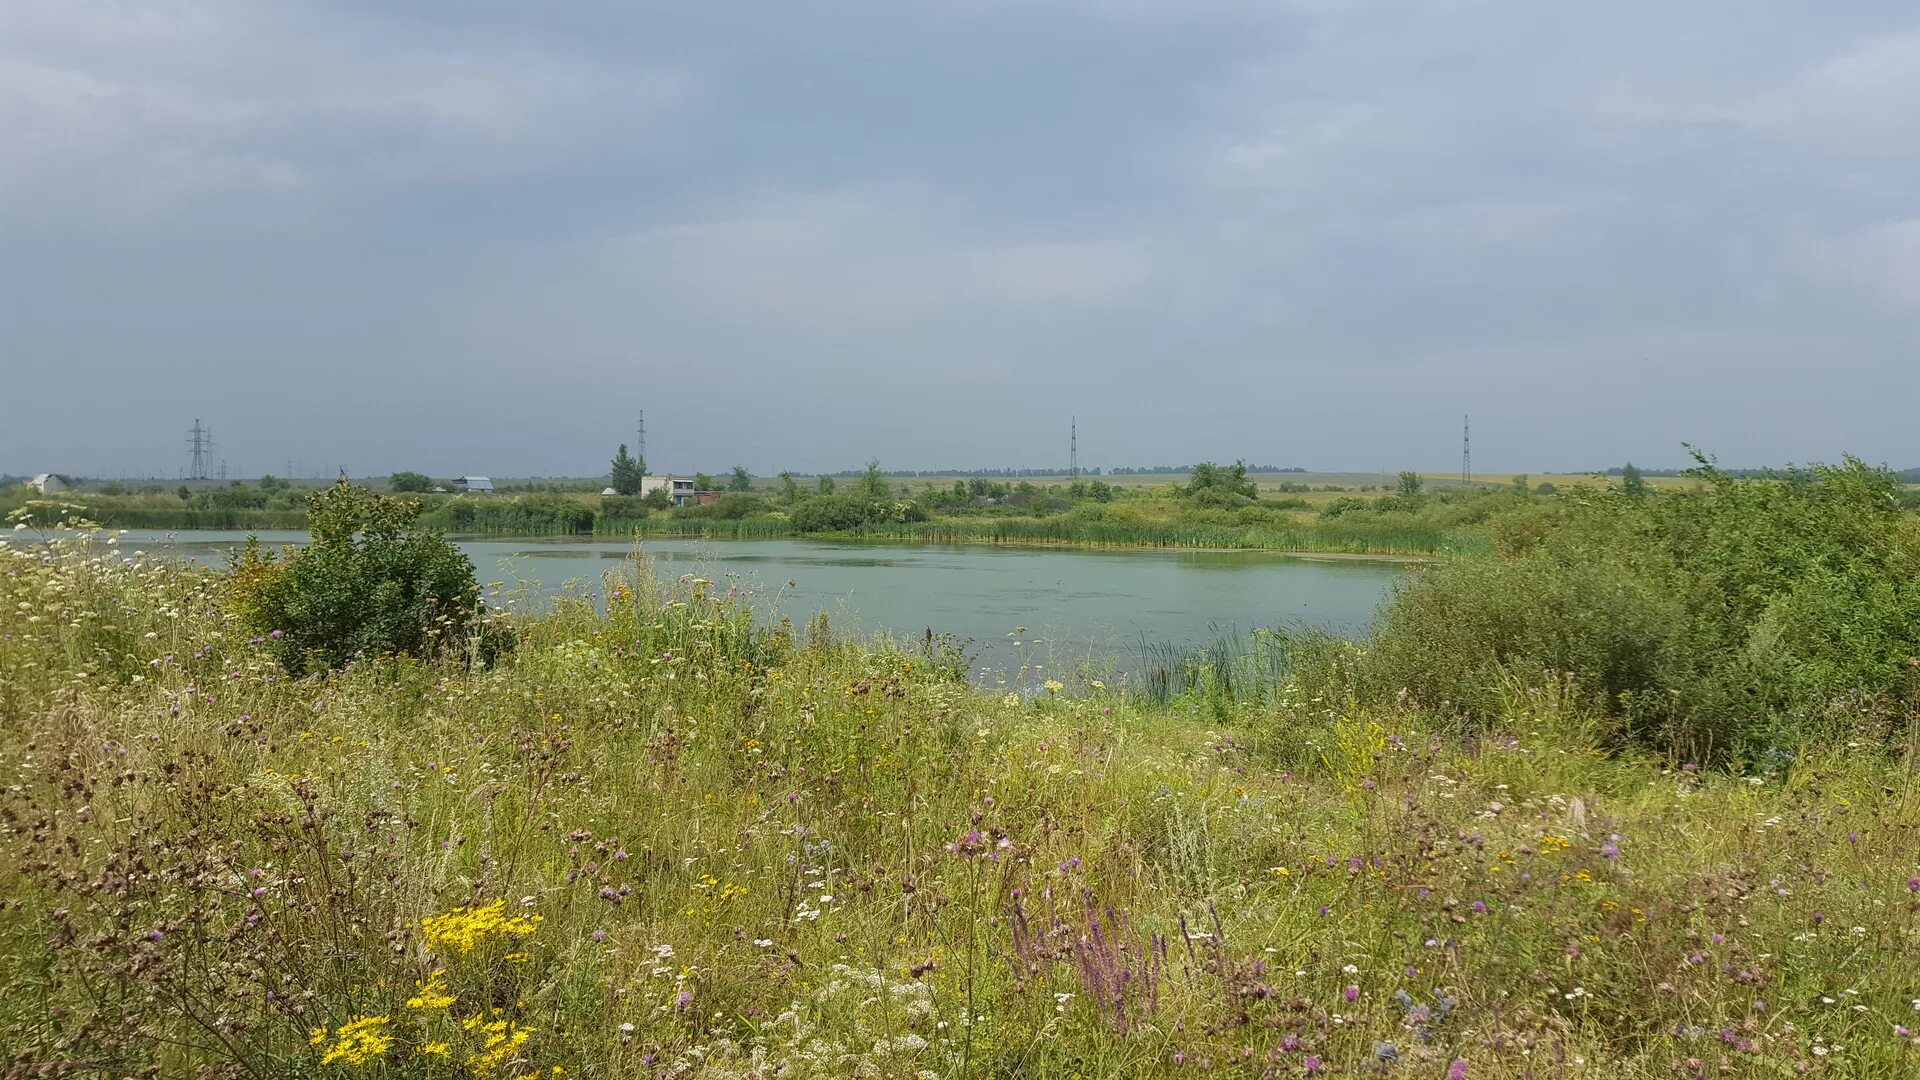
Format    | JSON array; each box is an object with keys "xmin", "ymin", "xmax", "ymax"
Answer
[{"xmin": 3, "ymin": 1, "xmax": 1917, "ymax": 478}]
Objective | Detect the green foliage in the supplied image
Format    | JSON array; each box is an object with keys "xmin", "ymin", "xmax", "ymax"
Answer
[
  {"xmin": 676, "ymin": 492, "xmax": 772, "ymax": 520},
  {"xmin": 231, "ymin": 482, "xmax": 503, "ymax": 675},
  {"xmin": 856, "ymin": 459, "xmax": 891, "ymax": 500},
  {"xmin": 1353, "ymin": 456, "xmax": 1920, "ymax": 762},
  {"xmin": 598, "ymin": 495, "xmax": 651, "ymax": 522},
  {"xmin": 423, "ymin": 493, "xmax": 595, "ymax": 535},
  {"xmin": 12, "ymin": 532, "xmax": 1920, "ymax": 1076},
  {"xmin": 1396, "ymin": 471, "xmax": 1423, "ymax": 498},
  {"xmin": 610, "ymin": 444, "xmax": 645, "ymax": 496},
  {"xmin": 728, "ymin": 466, "xmax": 752, "ymax": 492},
  {"xmin": 817, "ymin": 474, "xmax": 836, "ymax": 494},
  {"xmin": 1182, "ymin": 461, "xmax": 1258, "ymax": 507},
  {"xmin": 1621, "ymin": 462, "xmax": 1646, "ymax": 497},
  {"xmin": 777, "ymin": 471, "xmax": 801, "ymax": 505},
  {"xmin": 389, "ymin": 470, "xmax": 434, "ymax": 493}
]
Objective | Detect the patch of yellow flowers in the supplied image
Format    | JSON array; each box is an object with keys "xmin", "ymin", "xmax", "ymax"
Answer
[
  {"xmin": 309, "ymin": 1015, "xmax": 393, "ymax": 1066},
  {"xmin": 421, "ymin": 899, "xmax": 542, "ymax": 955}
]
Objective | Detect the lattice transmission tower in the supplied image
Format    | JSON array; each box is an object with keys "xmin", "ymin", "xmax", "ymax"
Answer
[{"xmin": 187, "ymin": 419, "xmax": 214, "ymax": 480}]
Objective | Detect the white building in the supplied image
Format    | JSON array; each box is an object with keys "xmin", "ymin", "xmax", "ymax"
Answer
[
  {"xmin": 452, "ymin": 475, "xmax": 494, "ymax": 493},
  {"xmin": 28, "ymin": 473, "xmax": 68, "ymax": 494},
  {"xmin": 640, "ymin": 475, "xmax": 697, "ymax": 505}
]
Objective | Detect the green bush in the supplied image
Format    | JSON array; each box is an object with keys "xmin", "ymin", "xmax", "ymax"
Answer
[
  {"xmin": 1350, "ymin": 457, "xmax": 1920, "ymax": 762},
  {"xmin": 789, "ymin": 494, "xmax": 925, "ymax": 532},
  {"xmin": 676, "ymin": 493, "xmax": 772, "ymax": 521},
  {"xmin": 231, "ymin": 482, "xmax": 506, "ymax": 675}
]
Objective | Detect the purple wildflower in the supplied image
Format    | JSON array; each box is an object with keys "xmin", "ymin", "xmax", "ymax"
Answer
[{"xmin": 1448, "ymin": 1060, "xmax": 1469, "ymax": 1080}]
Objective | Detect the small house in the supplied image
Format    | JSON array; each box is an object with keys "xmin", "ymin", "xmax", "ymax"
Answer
[
  {"xmin": 640, "ymin": 475, "xmax": 698, "ymax": 506},
  {"xmin": 452, "ymin": 475, "xmax": 494, "ymax": 494},
  {"xmin": 29, "ymin": 474, "xmax": 69, "ymax": 494}
]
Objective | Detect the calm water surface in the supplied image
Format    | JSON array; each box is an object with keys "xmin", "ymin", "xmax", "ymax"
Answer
[{"xmin": 113, "ymin": 531, "xmax": 1409, "ymax": 681}]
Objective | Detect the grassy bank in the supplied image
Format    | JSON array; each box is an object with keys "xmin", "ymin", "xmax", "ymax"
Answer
[{"xmin": 4, "ymin": 527, "xmax": 1920, "ymax": 1077}]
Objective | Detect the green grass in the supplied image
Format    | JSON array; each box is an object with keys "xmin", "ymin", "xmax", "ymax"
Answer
[{"xmin": 4, "ymin": 528, "xmax": 1920, "ymax": 1077}]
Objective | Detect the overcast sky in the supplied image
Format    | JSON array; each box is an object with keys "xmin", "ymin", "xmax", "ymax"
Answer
[{"xmin": 5, "ymin": 1, "xmax": 1918, "ymax": 479}]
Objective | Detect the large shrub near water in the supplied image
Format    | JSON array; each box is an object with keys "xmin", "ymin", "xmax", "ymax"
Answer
[
  {"xmin": 231, "ymin": 481, "xmax": 498, "ymax": 674},
  {"xmin": 1357, "ymin": 457, "xmax": 1920, "ymax": 762}
]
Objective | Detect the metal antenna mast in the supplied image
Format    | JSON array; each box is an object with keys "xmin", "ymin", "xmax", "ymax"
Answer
[
  {"xmin": 636, "ymin": 412, "xmax": 647, "ymax": 467},
  {"xmin": 187, "ymin": 419, "xmax": 214, "ymax": 480},
  {"xmin": 1461, "ymin": 414, "xmax": 1472, "ymax": 486},
  {"xmin": 1070, "ymin": 415, "xmax": 1078, "ymax": 481}
]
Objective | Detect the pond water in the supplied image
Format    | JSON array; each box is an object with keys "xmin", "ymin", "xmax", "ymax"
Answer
[{"xmin": 110, "ymin": 531, "xmax": 1410, "ymax": 683}]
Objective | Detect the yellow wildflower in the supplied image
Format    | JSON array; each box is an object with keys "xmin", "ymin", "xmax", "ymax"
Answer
[
  {"xmin": 316, "ymin": 1015, "xmax": 392, "ymax": 1066},
  {"xmin": 421, "ymin": 900, "xmax": 541, "ymax": 955},
  {"xmin": 406, "ymin": 969, "xmax": 456, "ymax": 1010}
]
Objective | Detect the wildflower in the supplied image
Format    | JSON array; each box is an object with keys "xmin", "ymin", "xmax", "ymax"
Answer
[
  {"xmin": 315, "ymin": 1015, "xmax": 393, "ymax": 1066},
  {"xmin": 421, "ymin": 899, "xmax": 542, "ymax": 954},
  {"xmin": 1043, "ymin": 679, "xmax": 1064, "ymax": 694},
  {"xmin": 1373, "ymin": 1041, "xmax": 1400, "ymax": 1063},
  {"xmin": 406, "ymin": 970, "xmax": 456, "ymax": 1010},
  {"xmin": 674, "ymin": 989, "xmax": 694, "ymax": 1013},
  {"xmin": 420, "ymin": 1041, "xmax": 452, "ymax": 1058},
  {"xmin": 462, "ymin": 1016, "xmax": 535, "ymax": 1075},
  {"xmin": 1304, "ymin": 1055, "xmax": 1323, "ymax": 1075},
  {"xmin": 948, "ymin": 829, "xmax": 987, "ymax": 859},
  {"xmin": 1344, "ymin": 985, "xmax": 1360, "ymax": 1002},
  {"xmin": 1448, "ymin": 1060, "xmax": 1468, "ymax": 1080}
]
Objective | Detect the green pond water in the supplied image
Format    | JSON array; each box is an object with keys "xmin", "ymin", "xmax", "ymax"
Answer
[{"xmin": 110, "ymin": 531, "xmax": 1411, "ymax": 683}]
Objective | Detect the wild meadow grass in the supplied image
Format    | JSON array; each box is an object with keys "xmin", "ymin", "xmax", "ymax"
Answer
[{"xmin": 3, "ymin": 528, "xmax": 1920, "ymax": 1077}]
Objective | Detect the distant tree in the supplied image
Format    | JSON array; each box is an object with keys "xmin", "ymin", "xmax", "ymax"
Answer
[
  {"xmin": 610, "ymin": 444, "xmax": 646, "ymax": 496},
  {"xmin": 1511, "ymin": 474, "xmax": 1530, "ymax": 495},
  {"xmin": 642, "ymin": 487, "xmax": 672, "ymax": 509},
  {"xmin": 389, "ymin": 470, "xmax": 433, "ymax": 493},
  {"xmin": 1184, "ymin": 461, "xmax": 1259, "ymax": 500},
  {"xmin": 728, "ymin": 466, "xmax": 752, "ymax": 492},
  {"xmin": 857, "ymin": 459, "xmax": 890, "ymax": 500},
  {"xmin": 97, "ymin": 481, "xmax": 127, "ymax": 496},
  {"xmin": 176, "ymin": 485, "xmax": 191, "ymax": 501},
  {"xmin": 1397, "ymin": 471, "xmax": 1424, "ymax": 498},
  {"xmin": 818, "ymin": 475, "xmax": 836, "ymax": 495},
  {"xmin": 1621, "ymin": 463, "xmax": 1646, "ymax": 497},
  {"xmin": 778, "ymin": 471, "xmax": 801, "ymax": 505},
  {"xmin": 694, "ymin": 472, "xmax": 717, "ymax": 492}
]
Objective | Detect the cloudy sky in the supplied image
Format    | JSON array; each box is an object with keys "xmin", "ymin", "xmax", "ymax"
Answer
[{"xmin": 4, "ymin": 1, "xmax": 1918, "ymax": 478}]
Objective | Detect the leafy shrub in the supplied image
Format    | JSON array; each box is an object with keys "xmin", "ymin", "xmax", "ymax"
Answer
[
  {"xmin": 789, "ymin": 494, "xmax": 926, "ymax": 532},
  {"xmin": 231, "ymin": 482, "xmax": 506, "ymax": 674},
  {"xmin": 389, "ymin": 470, "xmax": 434, "ymax": 492},
  {"xmin": 677, "ymin": 493, "xmax": 773, "ymax": 520},
  {"xmin": 599, "ymin": 495, "xmax": 651, "ymax": 520},
  {"xmin": 1351, "ymin": 457, "xmax": 1920, "ymax": 762}
]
